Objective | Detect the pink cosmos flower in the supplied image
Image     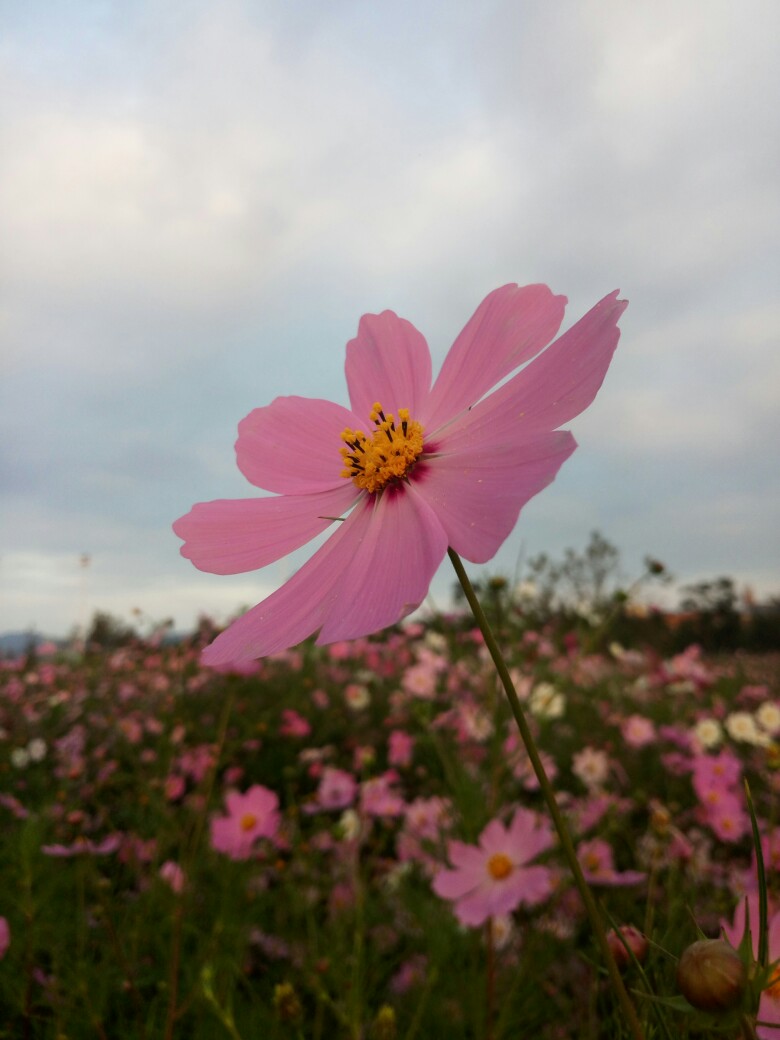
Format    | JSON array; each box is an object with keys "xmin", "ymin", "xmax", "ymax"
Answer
[
  {"xmin": 210, "ymin": 785, "xmax": 280, "ymax": 860},
  {"xmin": 41, "ymin": 834, "xmax": 122, "ymax": 857},
  {"xmin": 313, "ymin": 766, "xmax": 357, "ymax": 811},
  {"xmin": 723, "ymin": 894, "xmax": 780, "ymax": 1039},
  {"xmin": 577, "ymin": 838, "xmax": 645, "ymax": 887},
  {"xmin": 432, "ymin": 808, "xmax": 554, "ymax": 926},
  {"xmin": 175, "ymin": 285, "xmax": 626, "ymax": 663},
  {"xmin": 0, "ymin": 917, "xmax": 9, "ymax": 960}
]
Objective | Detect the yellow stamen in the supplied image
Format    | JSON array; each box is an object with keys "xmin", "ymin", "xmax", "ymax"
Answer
[
  {"xmin": 487, "ymin": 852, "xmax": 513, "ymax": 880},
  {"xmin": 767, "ymin": 965, "xmax": 780, "ymax": 1000},
  {"xmin": 240, "ymin": 813, "xmax": 258, "ymax": 832},
  {"xmin": 340, "ymin": 402, "xmax": 424, "ymax": 494}
]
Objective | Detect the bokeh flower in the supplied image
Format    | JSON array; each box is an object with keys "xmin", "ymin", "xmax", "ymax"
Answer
[
  {"xmin": 175, "ymin": 285, "xmax": 626, "ymax": 663},
  {"xmin": 210, "ymin": 785, "xmax": 280, "ymax": 860},
  {"xmin": 433, "ymin": 808, "xmax": 554, "ymax": 926}
]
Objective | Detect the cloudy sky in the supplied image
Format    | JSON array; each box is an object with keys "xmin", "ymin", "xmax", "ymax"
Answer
[{"xmin": 2, "ymin": 0, "xmax": 778, "ymax": 637}]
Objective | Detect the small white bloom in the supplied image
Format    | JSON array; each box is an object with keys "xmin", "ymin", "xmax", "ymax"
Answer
[
  {"xmin": 755, "ymin": 702, "xmax": 780, "ymax": 737},
  {"xmin": 344, "ymin": 683, "xmax": 370, "ymax": 711},
  {"xmin": 572, "ymin": 746, "xmax": 610, "ymax": 790},
  {"xmin": 10, "ymin": 747, "xmax": 30, "ymax": 769},
  {"xmin": 692, "ymin": 718, "xmax": 723, "ymax": 750},
  {"xmin": 27, "ymin": 738, "xmax": 47, "ymax": 762},
  {"xmin": 337, "ymin": 809, "xmax": 362, "ymax": 841},
  {"xmin": 725, "ymin": 711, "xmax": 769, "ymax": 746},
  {"xmin": 529, "ymin": 682, "xmax": 565, "ymax": 720}
]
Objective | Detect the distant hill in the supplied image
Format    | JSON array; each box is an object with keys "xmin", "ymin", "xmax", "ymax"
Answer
[{"xmin": 0, "ymin": 632, "xmax": 54, "ymax": 656}]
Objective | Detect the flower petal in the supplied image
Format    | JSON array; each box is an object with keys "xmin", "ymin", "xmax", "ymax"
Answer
[
  {"xmin": 433, "ymin": 291, "xmax": 626, "ymax": 446},
  {"xmin": 316, "ymin": 483, "xmax": 448, "ymax": 643},
  {"xmin": 422, "ymin": 284, "xmax": 567, "ymax": 432},
  {"xmin": 236, "ymin": 396, "xmax": 360, "ymax": 494},
  {"xmin": 432, "ymin": 865, "xmax": 482, "ymax": 901},
  {"xmin": 201, "ymin": 486, "xmax": 447, "ymax": 664},
  {"xmin": 345, "ymin": 311, "xmax": 432, "ymax": 422},
  {"xmin": 414, "ymin": 431, "xmax": 576, "ymax": 564},
  {"xmin": 173, "ymin": 484, "xmax": 358, "ymax": 575},
  {"xmin": 201, "ymin": 498, "xmax": 372, "ymax": 664}
]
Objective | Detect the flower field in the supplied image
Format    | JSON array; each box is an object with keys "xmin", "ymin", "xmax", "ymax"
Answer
[{"xmin": 1, "ymin": 611, "xmax": 778, "ymax": 1038}]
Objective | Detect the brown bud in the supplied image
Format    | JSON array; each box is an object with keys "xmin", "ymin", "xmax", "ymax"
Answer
[{"xmin": 676, "ymin": 939, "xmax": 746, "ymax": 1012}]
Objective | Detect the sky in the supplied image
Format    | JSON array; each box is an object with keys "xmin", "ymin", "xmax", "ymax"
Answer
[{"xmin": 1, "ymin": 0, "xmax": 779, "ymax": 638}]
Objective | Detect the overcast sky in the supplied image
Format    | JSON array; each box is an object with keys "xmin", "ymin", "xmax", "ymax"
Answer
[{"xmin": 2, "ymin": 0, "xmax": 778, "ymax": 637}]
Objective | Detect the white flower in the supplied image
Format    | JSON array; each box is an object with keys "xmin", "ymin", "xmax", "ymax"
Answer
[
  {"xmin": 755, "ymin": 701, "xmax": 780, "ymax": 737},
  {"xmin": 10, "ymin": 748, "xmax": 30, "ymax": 769},
  {"xmin": 725, "ymin": 711, "xmax": 769, "ymax": 746},
  {"xmin": 529, "ymin": 682, "xmax": 565, "ymax": 720},
  {"xmin": 337, "ymin": 809, "xmax": 362, "ymax": 841},
  {"xmin": 692, "ymin": 718, "xmax": 723, "ymax": 750},
  {"xmin": 344, "ymin": 683, "xmax": 370, "ymax": 711},
  {"xmin": 572, "ymin": 746, "xmax": 610, "ymax": 790},
  {"xmin": 27, "ymin": 738, "xmax": 47, "ymax": 762}
]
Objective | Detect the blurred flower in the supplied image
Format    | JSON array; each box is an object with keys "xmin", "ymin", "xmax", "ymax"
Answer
[
  {"xmin": 210, "ymin": 785, "xmax": 280, "ymax": 860},
  {"xmin": 529, "ymin": 682, "xmax": 565, "ymax": 720},
  {"xmin": 10, "ymin": 748, "xmax": 29, "ymax": 769},
  {"xmin": 0, "ymin": 917, "xmax": 9, "ymax": 960},
  {"xmin": 756, "ymin": 701, "xmax": 780, "ymax": 737},
  {"xmin": 388, "ymin": 729, "xmax": 414, "ymax": 768},
  {"xmin": 621, "ymin": 714, "xmax": 656, "ymax": 749},
  {"xmin": 607, "ymin": 924, "xmax": 649, "ymax": 969},
  {"xmin": 433, "ymin": 808, "xmax": 554, "ymax": 926},
  {"xmin": 344, "ymin": 683, "xmax": 370, "ymax": 711},
  {"xmin": 725, "ymin": 711, "xmax": 769, "ymax": 746},
  {"xmin": 692, "ymin": 718, "xmax": 723, "ymax": 750},
  {"xmin": 314, "ymin": 767, "xmax": 357, "ymax": 811},
  {"xmin": 577, "ymin": 838, "xmax": 645, "ymax": 886},
  {"xmin": 27, "ymin": 737, "xmax": 47, "ymax": 762},
  {"xmin": 159, "ymin": 860, "xmax": 185, "ymax": 894},
  {"xmin": 572, "ymin": 747, "xmax": 610, "ymax": 791},
  {"xmin": 42, "ymin": 834, "xmax": 121, "ymax": 857},
  {"xmin": 174, "ymin": 286, "xmax": 626, "ymax": 663}
]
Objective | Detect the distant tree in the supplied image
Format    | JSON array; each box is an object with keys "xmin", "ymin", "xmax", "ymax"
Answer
[
  {"xmin": 85, "ymin": 611, "xmax": 138, "ymax": 649},
  {"xmin": 677, "ymin": 577, "xmax": 740, "ymax": 651}
]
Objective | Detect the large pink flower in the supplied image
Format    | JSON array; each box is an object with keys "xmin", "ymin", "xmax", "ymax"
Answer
[
  {"xmin": 175, "ymin": 285, "xmax": 626, "ymax": 664},
  {"xmin": 432, "ymin": 807, "xmax": 555, "ymax": 926}
]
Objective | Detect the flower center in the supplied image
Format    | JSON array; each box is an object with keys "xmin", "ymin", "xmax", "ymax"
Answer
[
  {"xmin": 340, "ymin": 402, "xmax": 424, "ymax": 494},
  {"xmin": 240, "ymin": 813, "xmax": 258, "ymax": 832},
  {"xmin": 487, "ymin": 852, "xmax": 513, "ymax": 880},
  {"xmin": 767, "ymin": 966, "xmax": 780, "ymax": 1001}
]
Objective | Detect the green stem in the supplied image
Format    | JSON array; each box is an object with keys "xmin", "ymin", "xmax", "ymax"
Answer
[{"xmin": 448, "ymin": 548, "xmax": 645, "ymax": 1040}]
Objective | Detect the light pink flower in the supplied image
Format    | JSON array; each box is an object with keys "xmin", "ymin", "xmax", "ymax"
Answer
[
  {"xmin": 314, "ymin": 767, "xmax": 357, "ymax": 811},
  {"xmin": 159, "ymin": 860, "xmax": 186, "ymax": 893},
  {"xmin": 42, "ymin": 834, "xmax": 122, "ymax": 857},
  {"xmin": 577, "ymin": 838, "xmax": 645, "ymax": 887},
  {"xmin": 210, "ymin": 785, "xmax": 280, "ymax": 861},
  {"xmin": 175, "ymin": 286, "xmax": 626, "ymax": 663},
  {"xmin": 433, "ymin": 808, "xmax": 554, "ymax": 926}
]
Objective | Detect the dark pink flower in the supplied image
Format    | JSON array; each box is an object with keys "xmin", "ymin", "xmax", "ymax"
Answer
[
  {"xmin": 433, "ymin": 808, "xmax": 554, "ymax": 926},
  {"xmin": 0, "ymin": 917, "xmax": 9, "ymax": 960},
  {"xmin": 210, "ymin": 785, "xmax": 280, "ymax": 860},
  {"xmin": 175, "ymin": 286, "xmax": 626, "ymax": 663}
]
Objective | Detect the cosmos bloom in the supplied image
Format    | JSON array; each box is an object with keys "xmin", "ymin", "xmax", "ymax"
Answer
[
  {"xmin": 722, "ymin": 894, "xmax": 780, "ymax": 1039},
  {"xmin": 432, "ymin": 808, "xmax": 555, "ymax": 926},
  {"xmin": 175, "ymin": 285, "xmax": 626, "ymax": 664},
  {"xmin": 210, "ymin": 785, "xmax": 281, "ymax": 860}
]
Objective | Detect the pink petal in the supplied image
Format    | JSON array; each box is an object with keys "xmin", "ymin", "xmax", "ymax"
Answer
[
  {"xmin": 507, "ymin": 808, "xmax": 554, "ymax": 863},
  {"xmin": 173, "ymin": 484, "xmax": 358, "ymax": 575},
  {"xmin": 435, "ymin": 291, "xmax": 627, "ymax": 447},
  {"xmin": 345, "ymin": 311, "xmax": 432, "ymax": 422},
  {"xmin": 201, "ymin": 499, "xmax": 371, "ymax": 664},
  {"xmin": 201, "ymin": 487, "xmax": 447, "ymax": 664},
  {"xmin": 422, "ymin": 284, "xmax": 566, "ymax": 432},
  {"xmin": 413, "ymin": 431, "xmax": 576, "ymax": 564},
  {"xmin": 448, "ymin": 840, "xmax": 489, "ymax": 872},
  {"xmin": 501, "ymin": 865, "xmax": 554, "ymax": 908},
  {"xmin": 236, "ymin": 396, "xmax": 360, "ymax": 494},
  {"xmin": 316, "ymin": 483, "xmax": 448, "ymax": 643},
  {"xmin": 432, "ymin": 866, "xmax": 481, "ymax": 901},
  {"xmin": 478, "ymin": 818, "xmax": 511, "ymax": 855}
]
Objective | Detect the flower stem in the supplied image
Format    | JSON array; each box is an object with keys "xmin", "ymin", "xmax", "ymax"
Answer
[{"xmin": 448, "ymin": 548, "xmax": 645, "ymax": 1040}]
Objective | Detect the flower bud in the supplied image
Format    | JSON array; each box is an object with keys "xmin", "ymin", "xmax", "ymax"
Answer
[
  {"xmin": 676, "ymin": 939, "xmax": 746, "ymax": 1012},
  {"xmin": 606, "ymin": 925, "xmax": 649, "ymax": 970},
  {"xmin": 371, "ymin": 1005, "xmax": 397, "ymax": 1040}
]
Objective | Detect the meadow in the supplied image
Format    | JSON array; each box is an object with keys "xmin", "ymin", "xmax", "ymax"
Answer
[{"xmin": 1, "ymin": 591, "xmax": 778, "ymax": 1038}]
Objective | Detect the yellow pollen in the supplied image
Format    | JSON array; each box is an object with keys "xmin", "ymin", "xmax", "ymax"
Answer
[
  {"xmin": 240, "ymin": 813, "xmax": 258, "ymax": 832},
  {"xmin": 340, "ymin": 402, "xmax": 424, "ymax": 494},
  {"xmin": 767, "ymin": 966, "xmax": 780, "ymax": 1000},
  {"xmin": 487, "ymin": 852, "xmax": 513, "ymax": 880}
]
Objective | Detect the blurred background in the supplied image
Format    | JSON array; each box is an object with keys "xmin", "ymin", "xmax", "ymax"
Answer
[{"xmin": 1, "ymin": 0, "xmax": 778, "ymax": 639}]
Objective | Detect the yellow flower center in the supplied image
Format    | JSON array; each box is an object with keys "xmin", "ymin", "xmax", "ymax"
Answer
[
  {"xmin": 767, "ymin": 965, "xmax": 780, "ymax": 1000},
  {"xmin": 240, "ymin": 813, "xmax": 258, "ymax": 832},
  {"xmin": 340, "ymin": 402, "xmax": 424, "ymax": 494},
  {"xmin": 487, "ymin": 852, "xmax": 513, "ymax": 880}
]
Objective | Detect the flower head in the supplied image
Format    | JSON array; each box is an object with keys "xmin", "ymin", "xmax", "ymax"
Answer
[
  {"xmin": 210, "ymin": 785, "xmax": 280, "ymax": 860},
  {"xmin": 432, "ymin": 807, "xmax": 554, "ymax": 926},
  {"xmin": 175, "ymin": 286, "xmax": 626, "ymax": 663}
]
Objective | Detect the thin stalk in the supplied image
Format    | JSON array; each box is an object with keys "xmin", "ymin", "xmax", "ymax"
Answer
[{"xmin": 448, "ymin": 548, "xmax": 645, "ymax": 1040}]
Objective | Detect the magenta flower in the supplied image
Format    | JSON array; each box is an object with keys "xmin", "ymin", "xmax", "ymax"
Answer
[
  {"xmin": 175, "ymin": 285, "xmax": 626, "ymax": 664},
  {"xmin": 0, "ymin": 917, "xmax": 9, "ymax": 960},
  {"xmin": 210, "ymin": 785, "xmax": 280, "ymax": 861},
  {"xmin": 723, "ymin": 894, "xmax": 780, "ymax": 1039},
  {"xmin": 432, "ymin": 808, "xmax": 554, "ymax": 926}
]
